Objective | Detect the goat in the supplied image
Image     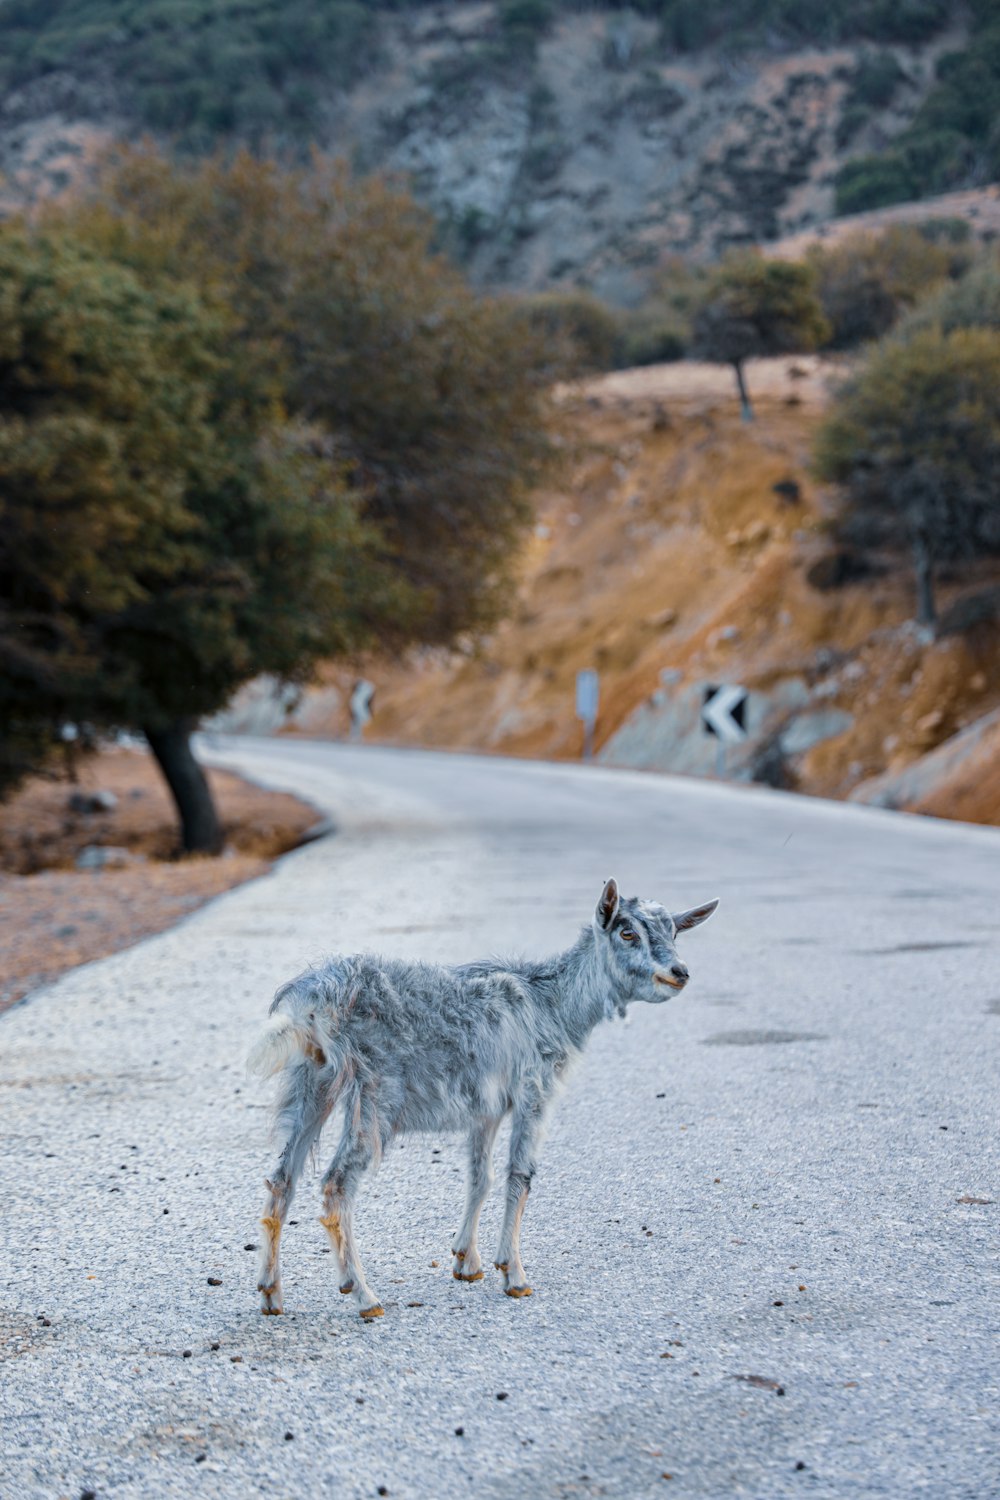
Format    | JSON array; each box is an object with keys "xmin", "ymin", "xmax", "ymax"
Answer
[{"xmin": 247, "ymin": 877, "xmax": 718, "ymax": 1318}]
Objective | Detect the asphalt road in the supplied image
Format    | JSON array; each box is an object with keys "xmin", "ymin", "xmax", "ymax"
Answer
[{"xmin": 2, "ymin": 739, "xmax": 998, "ymax": 1500}]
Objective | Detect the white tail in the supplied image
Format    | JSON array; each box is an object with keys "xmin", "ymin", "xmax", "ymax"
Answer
[{"xmin": 246, "ymin": 1013, "xmax": 307, "ymax": 1078}]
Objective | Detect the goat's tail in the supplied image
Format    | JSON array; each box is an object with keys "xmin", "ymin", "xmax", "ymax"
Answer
[
  {"xmin": 246, "ymin": 1013, "xmax": 313, "ymax": 1078},
  {"xmin": 246, "ymin": 968, "xmax": 345, "ymax": 1079}
]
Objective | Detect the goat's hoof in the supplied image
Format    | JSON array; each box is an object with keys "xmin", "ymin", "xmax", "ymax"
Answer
[
  {"xmin": 339, "ymin": 1281, "xmax": 355, "ymax": 1295},
  {"xmin": 258, "ymin": 1284, "xmax": 283, "ymax": 1315},
  {"xmin": 359, "ymin": 1303, "xmax": 384, "ymax": 1320},
  {"xmin": 504, "ymin": 1284, "xmax": 533, "ymax": 1299},
  {"xmin": 452, "ymin": 1248, "xmax": 483, "ymax": 1280}
]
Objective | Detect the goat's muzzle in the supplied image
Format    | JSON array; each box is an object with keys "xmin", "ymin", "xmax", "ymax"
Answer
[{"xmin": 654, "ymin": 963, "xmax": 689, "ymax": 991}]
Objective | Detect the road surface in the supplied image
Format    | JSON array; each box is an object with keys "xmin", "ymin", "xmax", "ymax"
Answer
[{"xmin": 2, "ymin": 739, "xmax": 998, "ymax": 1498}]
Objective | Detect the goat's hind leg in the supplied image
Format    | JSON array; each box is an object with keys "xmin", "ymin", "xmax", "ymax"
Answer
[
  {"xmin": 258, "ymin": 1063, "xmax": 325, "ymax": 1315},
  {"xmin": 452, "ymin": 1116, "xmax": 501, "ymax": 1282},
  {"xmin": 320, "ymin": 1105, "xmax": 389, "ymax": 1320}
]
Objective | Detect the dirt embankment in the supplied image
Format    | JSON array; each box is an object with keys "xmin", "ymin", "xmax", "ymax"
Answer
[
  {"xmin": 288, "ymin": 355, "xmax": 1000, "ymax": 826},
  {"xmin": 0, "ymin": 747, "xmax": 320, "ymax": 1014}
]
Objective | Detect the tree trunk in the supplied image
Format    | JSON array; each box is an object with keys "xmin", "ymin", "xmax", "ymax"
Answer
[
  {"xmin": 913, "ymin": 529, "xmax": 936, "ymax": 628},
  {"xmin": 144, "ymin": 718, "xmax": 223, "ymax": 855},
  {"xmin": 733, "ymin": 360, "xmax": 754, "ymax": 422}
]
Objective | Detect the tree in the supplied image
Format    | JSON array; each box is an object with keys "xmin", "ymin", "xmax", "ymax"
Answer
[
  {"xmin": 808, "ymin": 225, "xmax": 959, "ymax": 350},
  {"xmin": 0, "ymin": 227, "xmax": 407, "ymax": 848},
  {"xmin": 814, "ymin": 328, "xmax": 1000, "ymax": 627},
  {"xmin": 690, "ymin": 253, "xmax": 829, "ymax": 419},
  {"xmin": 897, "ymin": 254, "xmax": 1000, "ymax": 340},
  {"xmin": 8, "ymin": 152, "xmax": 553, "ymax": 847},
  {"xmin": 55, "ymin": 147, "xmax": 554, "ymax": 645}
]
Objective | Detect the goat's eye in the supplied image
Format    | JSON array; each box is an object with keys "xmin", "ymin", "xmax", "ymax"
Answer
[{"xmin": 619, "ymin": 927, "xmax": 637, "ymax": 942}]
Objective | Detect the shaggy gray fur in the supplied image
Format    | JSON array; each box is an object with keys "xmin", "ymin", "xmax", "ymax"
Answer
[{"xmin": 248, "ymin": 877, "xmax": 718, "ymax": 1317}]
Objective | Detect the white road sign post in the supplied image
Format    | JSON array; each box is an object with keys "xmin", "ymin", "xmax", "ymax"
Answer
[
  {"xmin": 701, "ymin": 682, "xmax": 748, "ymax": 777},
  {"xmin": 576, "ymin": 669, "xmax": 599, "ymax": 761},
  {"xmin": 349, "ymin": 679, "xmax": 375, "ymax": 742}
]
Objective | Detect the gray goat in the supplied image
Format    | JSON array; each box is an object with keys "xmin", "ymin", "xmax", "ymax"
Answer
[{"xmin": 247, "ymin": 877, "xmax": 718, "ymax": 1318}]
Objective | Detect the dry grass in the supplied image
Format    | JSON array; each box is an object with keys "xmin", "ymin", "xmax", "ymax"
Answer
[
  {"xmin": 0, "ymin": 746, "xmax": 319, "ymax": 1013},
  {"xmin": 292, "ymin": 356, "xmax": 1000, "ymax": 824}
]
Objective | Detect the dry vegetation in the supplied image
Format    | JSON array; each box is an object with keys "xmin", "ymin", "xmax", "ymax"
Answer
[
  {"xmin": 296, "ymin": 355, "xmax": 1000, "ymax": 823},
  {"xmin": 0, "ymin": 748, "xmax": 319, "ymax": 1013}
]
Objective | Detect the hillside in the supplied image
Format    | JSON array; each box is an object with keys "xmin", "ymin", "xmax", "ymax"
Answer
[
  {"xmin": 1, "ymin": 2, "xmax": 995, "ymax": 297},
  {"xmin": 239, "ymin": 356, "xmax": 1000, "ymax": 825}
]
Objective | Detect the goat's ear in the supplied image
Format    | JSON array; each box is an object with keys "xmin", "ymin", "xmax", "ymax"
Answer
[
  {"xmin": 672, "ymin": 898, "xmax": 719, "ymax": 932},
  {"xmin": 596, "ymin": 877, "xmax": 619, "ymax": 930}
]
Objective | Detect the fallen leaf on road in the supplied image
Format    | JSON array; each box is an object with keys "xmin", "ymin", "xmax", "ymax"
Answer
[{"xmin": 955, "ymin": 1196, "xmax": 993, "ymax": 1205}]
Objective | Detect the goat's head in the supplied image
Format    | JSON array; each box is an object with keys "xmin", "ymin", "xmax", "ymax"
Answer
[{"xmin": 593, "ymin": 877, "xmax": 718, "ymax": 1005}]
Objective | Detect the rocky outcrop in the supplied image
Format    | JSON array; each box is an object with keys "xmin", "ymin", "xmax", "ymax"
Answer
[
  {"xmin": 849, "ymin": 707, "xmax": 1000, "ymax": 825},
  {"xmin": 0, "ymin": 5, "xmax": 961, "ymax": 296},
  {"xmin": 344, "ymin": 13, "xmax": 949, "ymax": 295}
]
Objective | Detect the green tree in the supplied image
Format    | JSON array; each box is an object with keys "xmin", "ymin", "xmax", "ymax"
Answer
[
  {"xmin": 12, "ymin": 151, "xmax": 552, "ymax": 846},
  {"xmin": 835, "ymin": 14, "xmax": 1000, "ymax": 214},
  {"xmin": 808, "ymin": 225, "xmax": 959, "ymax": 350},
  {"xmin": 690, "ymin": 253, "xmax": 829, "ymax": 419},
  {"xmin": 897, "ymin": 254, "xmax": 1000, "ymax": 339},
  {"xmin": 57, "ymin": 147, "xmax": 553, "ymax": 646},
  {"xmin": 814, "ymin": 328, "xmax": 1000, "ymax": 627},
  {"xmin": 0, "ymin": 227, "xmax": 405, "ymax": 848}
]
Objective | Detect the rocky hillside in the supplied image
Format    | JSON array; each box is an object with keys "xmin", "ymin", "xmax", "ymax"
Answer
[
  {"xmin": 232, "ymin": 355, "xmax": 1000, "ymax": 826},
  {"xmin": 0, "ymin": 2, "xmax": 982, "ymax": 299}
]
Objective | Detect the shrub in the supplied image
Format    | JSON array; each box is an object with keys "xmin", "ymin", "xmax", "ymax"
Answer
[
  {"xmin": 616, "ymin": 318, "xmax": 687, "ymax": 367},
  {"xmin": 809, "ymin": 225, "xmax": 955, "ymax": 349},
  {"xmin": 848, "ymin": 49, "xmax": 906, "ymax": 109},
  {"xmin": 498, "ymin": 0, "xmax": 554, "ymax": 59},
  {"xmin": 897, "ymin": 255, "xmax": 1000, "ymax": 338},
  {"xmin": 915, "ymin": 216, "xmax": 973, "ymax": 246},
  {"xmin": 0, "ymin": 0, "xmax": 381, "ymax": 146},
  {"xmin": 836, "ymin": 16, "xmax": 1000, "ymax": 212},
  {"xmin": 834, "ymin": 154, "xmax": 917, "ymax": 215},
  {"xmin": 517, "ymin": 290, "xmax": 624, "ymax": 373},
  {"xmin": 631, "ymin": 0, "xmax": 952, "ymax": 50},
  {"xmin": 815, "ymin": 327, "xmax": 1000, "ymax": 625}
]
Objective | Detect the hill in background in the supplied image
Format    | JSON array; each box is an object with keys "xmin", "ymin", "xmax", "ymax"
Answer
[
  {"xmin": 231, "ymin": 355, "xmax": 1000, "ymax": 827},
  {"xmin": 1, "ymin": 2, "xmax": 997, "ymax": 298}
]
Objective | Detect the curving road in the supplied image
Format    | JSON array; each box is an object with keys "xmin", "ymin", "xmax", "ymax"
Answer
[{"xmin": 2, "ymin": 738, "xmax": 998, "ymax": 1498}]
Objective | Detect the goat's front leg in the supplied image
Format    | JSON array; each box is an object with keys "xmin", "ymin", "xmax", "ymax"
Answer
[
  {"xmin": 495, "ymin": 1098, "xmax": 546, "ymax": 1298},
  {"xmin": 452, "ymin": 1115, "xmax": 501, "ymax": 1282},
  {"xmin": 319, "ymin": 1109, "xmax": 387, "ymax": 1320}
]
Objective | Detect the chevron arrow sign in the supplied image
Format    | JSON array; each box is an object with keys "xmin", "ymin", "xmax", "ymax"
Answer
[{"xmin": 701, "ymin": 683, "xmax": 748, "ymax": 743}]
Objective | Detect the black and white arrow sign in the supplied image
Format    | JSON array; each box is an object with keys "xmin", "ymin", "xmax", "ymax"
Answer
[{"xmin": 701, "ymin": 683, "xmax": 748, "ymax": 743}]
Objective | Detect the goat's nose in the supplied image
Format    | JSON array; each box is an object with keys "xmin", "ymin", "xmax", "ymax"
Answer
[{"xmin": 670, "ymin": 962, "xmax": 689, "ymax": 983}]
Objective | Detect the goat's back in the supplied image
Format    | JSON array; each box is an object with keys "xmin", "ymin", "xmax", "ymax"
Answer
[{"xmin": 269, "ymin": 953, "xmax": 569, "ymax": 1126}]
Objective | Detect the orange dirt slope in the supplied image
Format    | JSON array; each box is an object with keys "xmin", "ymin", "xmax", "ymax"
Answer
[{"xmin": 287, "ymin": 357, "xmax": 1000, "ymax": 823}]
